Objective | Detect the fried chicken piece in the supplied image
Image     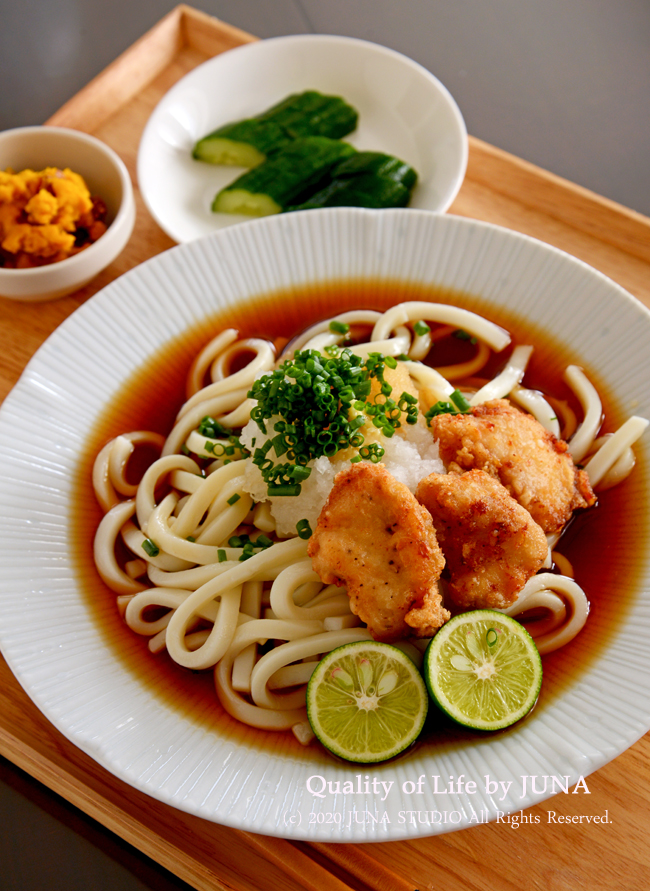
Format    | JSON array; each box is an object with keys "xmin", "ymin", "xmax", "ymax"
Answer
[
  {"xmin": 417, "ymin": 469, "xmax": 548, "ymax": 611},
  {"xmin": 308, "ymin": 461, "xmax": 448, "ymax": 641},
  {"xmin": 429, "ymin": 398, "xmax": 596, "ymax": 534}
]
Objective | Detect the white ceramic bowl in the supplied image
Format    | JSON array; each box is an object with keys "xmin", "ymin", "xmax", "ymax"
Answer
[
  {"xmin": 0, "ymin": 126, "xmax": 135, "ymax": 301},
  {"xmin": 138, "ymin": 34, "xmax": 468, "ymax": 242},
  {"xmin": 0, "ymin": 209, "xmax": 649, "ymax": 841}
]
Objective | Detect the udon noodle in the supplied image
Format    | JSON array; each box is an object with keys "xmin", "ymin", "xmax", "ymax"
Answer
[{"xmin": 92, "ymin": 300, "xmax": 648, "ymax": 744}]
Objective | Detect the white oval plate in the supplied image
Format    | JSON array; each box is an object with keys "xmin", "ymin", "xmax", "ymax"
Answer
[
  {"xmin": 1, "ymin": 209, "xmax": 649, "ymax": 841},
  {"xmin": 137, "ymin": 35, "xmax": 468, "ymax": 243}
]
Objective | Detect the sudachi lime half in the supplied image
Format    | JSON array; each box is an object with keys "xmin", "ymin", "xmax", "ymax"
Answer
[
  {"xmin": 423, "ymin": 610, "xmax": 542, "ymax": 731},
  {"xmin": 306, "ymin": 640, "xmax": 428, "ymax": 763}
]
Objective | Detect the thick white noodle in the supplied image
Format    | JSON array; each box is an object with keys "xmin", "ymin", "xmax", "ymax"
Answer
[
  {"xmin": 268, "ymin": 662, "xmax": 320, "ymax": 689},
  {"xmin": 301, "ymin": 331, "xmax": 343, "ymax": 354},
  {"xmin": 213, "ymin": 619, "xmax": 324, "ymax": 730},
  {"xmin": 551, "ymin": 551, "xmax": 574, "ymax": 578},
  {"xmin": 94, "ymin": 499, "xmax": 147, "ymax": 594},
  {"xmin": 169, "ymin": 460, "xmax": 247, "ymax": 539},
  {"xmin": 218, "ymin": 397, "xmax": 257, "ymax": 429},
  {"xmin": 107, "ymin": 433, "xmax": 166, "ymax": 498},
  {"xmin": 215, "ymin": 622, "xmax": 371, "ymax": 730},
  {"xmin": 178, "ymin": 339, "xmax": 275, "ymax": 419},
  {"xmin": 210, "ymin": 338, "xmax": 275, "ymax": 383},
  {"xmin": 253, "ymin": 501, "xmax": 276, "ymax": 533},
  {"xmin": 135, "ymin": 454, "xmax": 201, "ymax": 530},
  {"xmin": 371, "ymin": 301, "xmax": 511, "ymax": 351},
  {"xmin": 231, "ymin": 580, "xmax": 263, "ymax": 693},
  {"xmin": 124, "ymin": 558, "xmax": 147, "ymax": 579},
  {"xmin": 250, "ymin": 628, "xmax": 373, "ymax": 711},
  {"xmin": 186, "ymin": 328, "xmax": 239, "ymax": 396},
  {"xmin": 281, "ymin": 310, "xmax": 382, "ymax": 358},
  {"xmin": 184, "ymin": 429, "xmax": 246, "ymax": 461},
  {"xmin": 585, "ymin": 435, "xmax": 637, "ymax": 490},
  {"xmin": 169, "ymin": 468, "xmax": 204, "ymax": 494},
  {"xmin": 145, "ymin": 490, "xmax": 251, "ymax": 566},
  {"xmin": 125, "ymin": 586, "xmax": 219, "ymax": 636},
  {"xmin": 409, "ymin": 328, "xmax": 432, "ymax": 361},
  {"xmin": 469, "ymin": 345, "xmax": 533, "ymax": 405},
  {"xmin": 564, "ymin": 365, "xmax": 603, "ymax": 462},
  {"xmin": 584, "ymin": 416, "xmax": 649, "ymax": 488},
  {"xmin": 350, "ymin": 326, "xmax": 412, "ymax": 359},
  {"xmin": 162, "ymin": 387, "xmax": 251, "ymax": 456},
  {"xmin": 502, "ymin": 573, "xmax": 589, "ymax": 654},
  {"xmin": 121, "ymin": 519, "xmax": 193, "ymax": 572},
  {"xmin": 148, "ymin": 561, "xmax": 236, "ymax": 589},
  {"xmin": 323, "ymin": 615, "xmax": 363, "ymax": 630},
  {"xmin": 93, "ymin": 431, "xmax": 166, "ymax": 512},
  {"xmin": 269, "ymin": 560, "xmax": 353, "ymax": 622},
  {"xmin": 509, "ymin": 386, "xmax": 561, "ymax": 437},
  {"xmin": 403, "ymin": 360, "xmax": 455, "ymax": 403},
  {"xmin": 165, "ymin": 538, "xmax": 311, "ymax": 669}
]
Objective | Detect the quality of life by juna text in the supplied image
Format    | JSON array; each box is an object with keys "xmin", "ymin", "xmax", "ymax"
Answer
[{"xmin": 305, "ymin": 773, "xmax": 591, "ymax": 802}]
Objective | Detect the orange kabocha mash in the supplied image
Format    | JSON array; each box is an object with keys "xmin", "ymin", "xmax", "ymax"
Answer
[{"xmin": 0, "ymin": 166, "xmax": 107, "ymax": 268}]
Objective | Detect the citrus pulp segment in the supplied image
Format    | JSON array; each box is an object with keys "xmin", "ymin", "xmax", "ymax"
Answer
[
  {"xmin": 306, "ymin": 640, "xmax": 428, "ymax": 763},
  {"xmin": 424, "ymin": 610, "xmax": 542, "ymax": 731}
]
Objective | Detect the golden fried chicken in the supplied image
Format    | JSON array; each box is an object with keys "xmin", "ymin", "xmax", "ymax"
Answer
[
  {"xmin": 308, "ymin": 461, "xmax": 448, "ymax": 641},
  {"xmin": 417, "ymin": 469, "xmax": 548, "ymax": 611},
  {"xmin": 429, "ymin": 398, "xmax": 596, "ymax": 534}
]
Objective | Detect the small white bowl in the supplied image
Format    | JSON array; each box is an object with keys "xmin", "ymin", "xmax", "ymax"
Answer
[
  {"xmin": 138, "ymin": 34, "xmax": 468, "ymax": 243},
  {"xmin": 0, "ymin": 126, "xmax": 135, "ymax": 302}
]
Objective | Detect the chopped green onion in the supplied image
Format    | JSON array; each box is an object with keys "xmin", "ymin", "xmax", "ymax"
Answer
[
  {"xmin": 247, "ymin": 346, "xmax": 421, "ymax": 495},
  {"xmin": 142, "ymin": 538, "xmax": 159, "ymax": 558},
  {"xmin": 454, "ymin": 329, "xmax": 477, "ymax": 344},
  {"xmin": 227, "ymin": 493, "xmax": 241, "ymax": 506},
  {"xmin": 450, "ymin": 389, "xmax": 471, "ymax": 412},
  {"xmin": 413, "ymin": 320, "xmax": 431, "ymax": 336},
  {"xmin": 217, "ymin": 549, "xmax": 227, "ymax": 563},
  {"xmin": 296, "ymin": 519, "xmax": 313, "ymax": 540},
  {"xmin": 424, "ymin": 390, "xmax": 472, "ymax": 426},
  {"xmin": 239, "ymin": 541, "xmax": 256, "ymax": 561},
  {"xmin": 329, "ymin": 320, "xmax": 350, "ymax": 335},
  {"xmin": 268, "ymin": 484, "xmax": 302, "ymax": 497}
]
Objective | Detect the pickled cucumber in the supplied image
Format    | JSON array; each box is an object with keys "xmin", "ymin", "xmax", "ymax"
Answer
[
  {"xmin": 212, "ymin": 136, "xmax": 357, "ymax": 216},
  {"xmin": 193, "ymin": 91, "xmax": 358, "ymax": 168}
]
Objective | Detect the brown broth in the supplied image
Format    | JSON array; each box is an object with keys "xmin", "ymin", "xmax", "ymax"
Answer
[{"xmin": 71, "ymin": 278, "xmax": 649, "ymax": 757}]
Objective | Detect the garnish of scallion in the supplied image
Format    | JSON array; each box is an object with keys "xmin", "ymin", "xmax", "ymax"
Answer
[{"xmin": 247, "ymin": 347, "xmax": 421, "ymax": 495}]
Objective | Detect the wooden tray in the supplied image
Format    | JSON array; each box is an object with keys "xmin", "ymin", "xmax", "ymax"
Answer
[{"xmin": 1, "ymin": 6, "xmax": 650, "ymax": 890}]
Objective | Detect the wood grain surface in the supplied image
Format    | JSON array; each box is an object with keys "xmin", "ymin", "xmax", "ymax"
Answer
[{"xmin": 1, "ymin": 6, "xmax": 649, "ymax": 891}]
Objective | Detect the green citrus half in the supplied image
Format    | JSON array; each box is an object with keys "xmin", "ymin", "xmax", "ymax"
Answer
[
  {"xmin": 424, "ymin": 610, "xmax": 542, "ymax": 731},
  {"xmin": 306, "ymin": 641, "xmax": 428, "ymax": 763}
]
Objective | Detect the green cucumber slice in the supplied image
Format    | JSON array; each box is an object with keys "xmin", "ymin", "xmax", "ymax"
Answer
[
  {"xmin": 287, "ymin": 173, "xmax": 411, "ymax": 211},
  {"xmin": 333, "ymin": 151, "xmax": 418, "ymax": 190},
  {"xmin": 212, "ymin": 137, "xmax": 357, "ymax": 216},
  {"xmin": 193, "ymin": 91, "xmax": 359, "ymax": 168},
  {"xmin": 192, "ymin": 119, "xmax": 290, "ymax": 167},
  {"xmin": 257, "ymin": 90, "xmax": 358, "ymax": 140}
]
